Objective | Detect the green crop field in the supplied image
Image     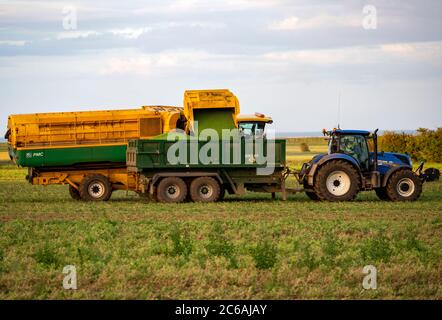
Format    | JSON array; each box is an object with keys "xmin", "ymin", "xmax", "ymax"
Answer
[{"xmin": 0, "ymin": 141, "xmax": 441, "ymax": 299}]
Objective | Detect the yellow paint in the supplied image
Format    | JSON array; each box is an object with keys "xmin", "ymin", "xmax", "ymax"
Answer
[
  {"xmin": 183, "ymin": 89, "xmax": 240, "ymax": 133},
  {"xmin": 236, "ymin": 114, "xmax": 273, "ymax": 123},
  {"xmin": 15, "ymin": 142, "xmax": 126, "ymax": 151},
  {"xmin": 32, "ymin": 168, "xmax": 138, "ymax": 190},
  {"xmin": 7, "ymin": 106, "xmax": 183, "ymax": 149}
]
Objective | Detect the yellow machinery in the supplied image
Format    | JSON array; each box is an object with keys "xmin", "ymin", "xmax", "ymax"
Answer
[
  {"xmin": 183, "ymin": 89, "xmax": 240, "ymax": 135},
  {"xmin": 4, "ymin": 89, "xmax": 275, "ymax": 200},
  {"xmin": 7, "ymin": 106, "xmax": 182, "ymax": 151}
]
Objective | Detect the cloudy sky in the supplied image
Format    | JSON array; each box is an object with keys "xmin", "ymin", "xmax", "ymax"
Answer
[{"xmin": 0, "ymin": 0, "xmax": 441, "ymax": 133}]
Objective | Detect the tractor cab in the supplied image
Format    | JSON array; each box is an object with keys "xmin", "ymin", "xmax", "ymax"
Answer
[
  {"xmin": 237, "ymin": 113, "xmax": 273, "ymax": 138},
  {"xmin": 326, "ymin": 129, "xmax": 372, "ymax": 171}
]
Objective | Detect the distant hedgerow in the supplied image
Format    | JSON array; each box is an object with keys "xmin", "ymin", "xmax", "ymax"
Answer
[{"xmin": 379, "ymin": 128, "xmax": 442, "ymax": 162}]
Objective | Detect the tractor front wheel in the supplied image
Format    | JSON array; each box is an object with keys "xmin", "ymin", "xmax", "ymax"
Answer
[
  {"xmin": 313, "ymin": 160, "xmax": 360, "ymax": 201},
  {"xmin": 385, "ymin": 170, "xmax": 422, "ymax": 201}
]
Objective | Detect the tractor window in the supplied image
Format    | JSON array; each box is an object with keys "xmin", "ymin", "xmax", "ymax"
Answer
[
  {"xmin": 329, "ymin": 135, "xmax": 339, "ymax": 154},
  {"xmin": 239, "ymin": 122, "xmax": 266, "ymax": 138},
  {"xmin": 239, "ymin": 123, "xmax": 254, "ymax": 137},
  {"xmin": 339, "ymin": 135, "xmax": 369, "ymax": 169}
]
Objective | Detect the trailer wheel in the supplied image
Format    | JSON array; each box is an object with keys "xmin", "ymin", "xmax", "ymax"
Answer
[
  {"xmin": 314, "ymin": 160, "xmax": 360, "ymax": 201},
  {"xmin": 385, "ymin": 170, "xmax": 422, "ymax": 201},
  {"xmin": 375, "ymin": 187, "xmax": 390, "ymax": 201},
  {"xmin": 157, "ymin": 177, "xmax": 187, "ymax": 203},
  {"xmin": 68, "ymin": 185, "xmax": 81, "ymax": 201},
  {"xmin": 79, "ymin": 174, "xmax": 113, "ymax": 201},
  {"xmin": 190, "ymin": 177, "xmax": 220, "ymax": 203}
]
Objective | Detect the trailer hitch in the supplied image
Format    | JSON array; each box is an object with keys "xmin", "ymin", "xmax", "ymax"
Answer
[{"xmin": 415, "ymin": 162, "xmax": 440, "ymax": 182}]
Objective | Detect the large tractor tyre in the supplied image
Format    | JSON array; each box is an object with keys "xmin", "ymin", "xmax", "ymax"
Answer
[
  {"xmin": 313, "ymin": 160, "xmax": 361, "ymax": 202},
  {"xmin": 79, "ymin": 174, "xmax": 113, "ymax": 201},
  {"xmin": 68, "ymin": 185, "xmax": 81, "ymax": 201},
  {"xmin": 305, "ymin": 191, "xmax": 320, "ymax": 201},
  {"xmin": 303, "ymin": 181, "xmax": 319, "ymax": 201},
  {"xmin": 190, "ymin": 177, "xmax": 221, "ymax": 203},
  {"xmin": 385, "ymin": 170, "xmax": 422, "ymax": 201},
  {"xmin": 375, "ymin": 187, "xmax": 390, "ymax": 201},
  {"xmin": 156, "ymin": 177, "xmax": 187, "ymax": 203}
]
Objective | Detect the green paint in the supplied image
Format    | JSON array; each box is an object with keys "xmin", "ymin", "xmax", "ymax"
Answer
[
  {"xmin": 14, "ymin": 145, "xmax": 127, "ymax": 167},
  {"xmin": 128, "ymin": 138, "xmax": 286, "ymax": 169},
  {"xmin": 193, "ymin": 109, "xmax": 236, "ymax": 136}
]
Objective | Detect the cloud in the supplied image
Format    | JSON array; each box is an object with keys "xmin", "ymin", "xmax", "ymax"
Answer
[
  {"xmin": 269, "ymin": 14, "xmax": 360, "ymax": 31},
  {"xmin": 99, "ymin": 50, "xmax": 212, "ymax": 75},
  {"xmin": 108, "ymin": 22, "xmax": 224, "ymax": 39},
  {"xmin": 264, "ymin": 41, "xmax": 442, "ymax": 66},
  {"xmin": 109, "ymin": 27, "xmax": 153, "ymax": 39},
  {"xmin": 133, "ymin": 0, "xmax": 281, "ymax": 14},
  {"xmin": 0, "ymin": 40, "xmax": 29, "ymax": 46},
  {"xmin": 56, "ymin": 31, "xmax": 102, "ymax": 40},
  {"xmin": 381, "ymin": 42, "xmax": 442, "ymax": 66}
]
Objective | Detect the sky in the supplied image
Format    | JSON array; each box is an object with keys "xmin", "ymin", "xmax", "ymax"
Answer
[{"xmin": 0, "ymin": 0, "xmax": 441, "ymax": 134}]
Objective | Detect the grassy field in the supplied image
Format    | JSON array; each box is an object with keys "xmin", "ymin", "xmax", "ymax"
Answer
[{"xmin": 0, "ymin": 141, "xmax": 441, "ymax": 299}]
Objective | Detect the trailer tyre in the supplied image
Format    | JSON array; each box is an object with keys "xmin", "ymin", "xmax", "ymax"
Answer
[
  {"xmin": 190, "ymin": 177, "xmax": 220, "ymax": 203},
  {"xmin": 157, "ymin": 177, "xmax": 187, "ymax": 203},
  {"xmin": 79, "ymin": 174, "xmax": 113, "ymax": 201},
  {"xmin": 314, "ymin": 160, "xmax": 360, "ymax": 201},
  {"xmin": 385, "ymin": 170, "xmax": 422, "ymax": 201},
  {"xmin": 68, "ymin": 185, "xmax": 81, "ymax": 201}
]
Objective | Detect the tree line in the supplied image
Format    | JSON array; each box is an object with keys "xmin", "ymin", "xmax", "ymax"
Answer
[{"xmin": 379, "ymin": 128, "xmax": 442, "ymax": 163}]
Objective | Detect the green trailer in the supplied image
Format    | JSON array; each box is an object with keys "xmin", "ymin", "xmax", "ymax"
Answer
[{"xmin": 126, "ymin": 137, "xmax": 295, "ymax": 202}]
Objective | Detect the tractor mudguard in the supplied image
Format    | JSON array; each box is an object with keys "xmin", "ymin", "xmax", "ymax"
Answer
[
  {"xmin": 381, "ymin": 165, "xmax": 412, "ymax": 187},
  {"xmin": 306, "ymin": 153, "xmax": 362, "ymax": 187}
]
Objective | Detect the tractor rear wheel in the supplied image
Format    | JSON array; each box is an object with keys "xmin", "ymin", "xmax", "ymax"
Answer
[
  {"xmin": 157, "ymin": 177, "xmax": 187, "ymax": 203},
  {"xmin": 375, "ymin": 187, "xmax": 390, "ymax": 201},
  {"xmin": 68, "ymin": 185, "xmax": 81, "ymax": 200},
  {"xmin": 190, "ymin": 177, "xmax": 221, "ymax": 203},
  {"xmin": 313, "ymin": 160, "xmax": 360, "ymax": 201},
  {"xmin": 79, "ymin": 174, "xmax": 113, "ymax": 201},
  {"xmin": 305, "ymin": 191, "xmax": 320, "ymax": 201},
  {"xmin": 385, "ymin": 170, "xmax": 422, "ymax": 201}
]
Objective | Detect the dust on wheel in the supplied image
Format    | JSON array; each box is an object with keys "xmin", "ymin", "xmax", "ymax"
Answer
[
  {"xmin": 68, "ymin": 185, "xmax": 81, "ymax": 200},
  {"xmin": 79, "ymin": 174, "xmax": 113, "ymax": 201},
  {"xmin": 314, "ymin": 160, "xmax": 360, "ymax": 201},
  {"xmin": 157, "ymin": 177, "xmax": 187, "ymax": 203},
  {"xmin": 385, "ymin": 170, "xmax": 422, "ymax": 201},
  {"xmin": 190, "ymin": 177, "xmax": 220, "ymax": 203}
]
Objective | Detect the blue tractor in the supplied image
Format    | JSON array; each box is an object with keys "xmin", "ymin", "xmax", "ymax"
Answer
[{"xmin": 300, "ymin": 129, "xmax": 429, "ymax": 201}]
